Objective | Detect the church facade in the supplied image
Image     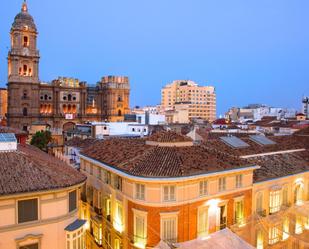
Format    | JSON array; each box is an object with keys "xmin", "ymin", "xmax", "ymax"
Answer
[{"xmin": 7, "ymin": 2, "xmax": 130, "ymax": 132}]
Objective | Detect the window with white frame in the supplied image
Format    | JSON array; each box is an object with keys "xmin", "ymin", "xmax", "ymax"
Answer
[
  {"xmin": 235, "ymin": 174, "xmax": 243, "ymax": 188},
  {"xmin": 161, "ymin": 215, "xmax": 177, "ymax": 243},
  {"xmin": 269, "ymin": 190, "xmax": 281, "ymax": 214},
  {"xmin": 133, "ymin": 209, "xmax": 147, "ymax": 248},
  {"xmin": 197, "ymin": 207, "xmax": 208, "ymax": 237},
  {"xmin": 218, "ymin": 177, "xmax": 226, "ymax": 192},
  {"xmin": 163, "ymin": 185, "xmax": 176, "ymax": 202},
  {"xmin": 268, "ymin": 226, "xmax": 280, "ymax": 245},
  {"xmin": 199, "ymin": 180, "xmax": 208, "ymax": 196},
  {"xmin": 66, "ymin": 226, "xmax": 85, "ymax": 249},
  {"xmin": 135, "ymin": 183, "xmax": 145, "ymax": 200}
]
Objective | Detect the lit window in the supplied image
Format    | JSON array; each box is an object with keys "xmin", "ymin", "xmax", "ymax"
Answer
[
  {"xmin": 269, "ymin": 190, "xmax": 281, "ymax": 214},
  {"xmin": 163, "ymin": 186, "xmax": 176, "ymax": 202},
  {"xmin": 234, "ymin": 199, "xmax": 244, "ymax": 225},
  {"xmin": 197, "ymin": 207, "xmax": 208, "ymax": 237},
  {"xmin": 256, "ymin": 230, "xmax": 264, "ymax": 249},
  {"xmin": 135, "ymin": 183, "xmax": 145, "ymax": 200},
  {"xmin": 268, "ymin": 226, "xmax": 279, "ymax": 245},
  {"xmin": 133, "ymin": 210, "xmax": 147, "ymax": 248},
  {"xmin": 114, "ymin": 202, "xmax": 124, "ymax": 233},
  {"xmin": 282, "ymin": 218, "xmax": 289, "ymax": 240},
  {"xmin": 295, "ymin": 215, "xmax": 303, "ymax": 234},
  {"xmin": 235, "ymin": 174, "xmax": 243, "ymax": 188},
  {"xmin": 218, "ymin": 177, "xmax": 226, "ymax": 192},
  {"xmin": 199, "ymin": 180, "xmax": 208, "ymax": 196},
  {"xmin": 294, "ymin": 184, "xmax": 303, "ymax": 205}
]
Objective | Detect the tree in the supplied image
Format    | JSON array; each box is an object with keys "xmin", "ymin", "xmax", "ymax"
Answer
[{"xmin": 30, "ymin": 130, "xmax": 52, "ymax": 151}]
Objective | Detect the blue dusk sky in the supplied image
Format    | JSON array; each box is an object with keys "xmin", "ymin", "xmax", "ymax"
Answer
[{"xmin": 1, "ymin": 0, "xmax": 309, "ymax": 116}]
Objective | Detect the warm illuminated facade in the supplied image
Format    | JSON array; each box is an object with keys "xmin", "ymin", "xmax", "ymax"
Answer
[
  {"xmin": 0, "ymin": 88, "xmax": 7, "ymax": 120},
  {"xmin": 7, "ymin": 3, "xmax": 130, "ymax": 132},
  {"xmin": 0, "ymin": 132, "xmax": 87, "ymax": 249},
  {"xmin": 79, "ymin": 131, "xmax": 257, "ymax": 249},
  {"xmin": 161, "ymin": 80, "xmax": 216, "ymax": 122}
]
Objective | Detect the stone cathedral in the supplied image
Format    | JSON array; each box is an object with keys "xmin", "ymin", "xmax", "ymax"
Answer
[{"xmin": 7, "ymin": 2, "xmax": 130, "ymax": 132}]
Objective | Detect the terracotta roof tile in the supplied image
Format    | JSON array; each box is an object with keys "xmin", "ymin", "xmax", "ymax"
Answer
[
  {"xmin": 148, "ymin": 131, "xmax": 192, "ymax": 142},
  {"xmin": 0, "ymin": 144, "xmax": 86, "ymax": 195}
]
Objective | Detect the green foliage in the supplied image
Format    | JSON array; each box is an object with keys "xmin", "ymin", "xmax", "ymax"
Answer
[{"xmin": 30, "ymin": 130, "xmax": 52, "ymax": 151}]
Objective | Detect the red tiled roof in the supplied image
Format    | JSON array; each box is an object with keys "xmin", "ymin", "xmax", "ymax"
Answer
[
  {"xmin": 65, "ymin": 137, "xmax": 97, "ymax": 149},
  {"xmin": 0, "ymin": 126, "xmax": 27, "ymax": 135},
  {"xmin": 147, "ymin": 131, "xmax": 192, "ymax": 143},
  {"xmin": 81, "ymin": 136, "xmax": 251, "ymax": 178},
  {"xmin": 0, "ymin": 144, "xmax": 86, "ymax": 195}
]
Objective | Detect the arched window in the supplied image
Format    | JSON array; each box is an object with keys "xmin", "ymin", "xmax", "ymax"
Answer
[
  {"xmin": 22, "ymin": 107, "xmax": 28, "ymax": 116},
  {"xmin": 23, "ymin": 65, "xmax": 28, "ymax": 76},
  {"xmin": 118, "ymin": 110, "xmax": 122, "ymax": 116},
  {"xmin": 294, "ymin": 184, "xmax": 303, "ymax": 205},
  {"xmin": 23, "ymin": 90, "xmax": 28, "ymax": 99},
  {"xmin": 44, "ymin": 94, "xmax": 48, "ymax": 100},
  {"xmin": 68, "ymin": 104, "xmax": 72, "ymax": 113},
  {"xmin": 23, "ymin": 36, "xmax": 29, "ymax": 47},
  {"xmin": 63, "ymin": 104, "xmax": 67, "ymax": 113},
  {"xmin": 72, "ymin": 105, "xmax": 76, "ymax": 113},
  {"xmin": 118, "ymin": 95, "xmax": 122, "ymax": 102},
  {"xmin": 68, "ymin": 94, "xmax": 72, "ymax": 101}
]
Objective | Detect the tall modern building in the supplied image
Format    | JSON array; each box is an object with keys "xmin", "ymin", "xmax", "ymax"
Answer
[
  {"xmin": 7, "ymin": 2, "xmax": 130, "ymax": 132},
  {"xmin": 161, "ymin": 80, "xmax": 216, "ymax": 122},
  {"xmin": 302, "ymin": 96, "xmax": 309, "ymax": 118}
]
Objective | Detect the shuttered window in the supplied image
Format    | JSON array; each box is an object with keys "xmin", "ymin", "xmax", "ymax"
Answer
[
  {"xmin": 161, "ymin": 217, "xmax": 177, "ymax": 243},
  {"xmin": 69, "ymin": 190, "xmax": 77, "ymax": 212},
  {"xmin": 18, "ymin": 198, "xmax": 38, "ymax": 223}
]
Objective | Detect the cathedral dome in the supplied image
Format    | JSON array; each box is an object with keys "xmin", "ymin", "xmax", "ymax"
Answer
[{"xmin": 11, "ymin": 2, "xmax": 37, "ymax": 31}]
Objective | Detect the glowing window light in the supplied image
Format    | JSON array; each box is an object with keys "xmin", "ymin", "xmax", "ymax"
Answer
[{"xmin": 113, "ymin": 202, "xmax": 124, "ymax": 233}]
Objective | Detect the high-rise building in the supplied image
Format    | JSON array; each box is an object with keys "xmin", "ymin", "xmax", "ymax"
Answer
[
  {"xmin": 0, "ymin": 88, "xmax": 7, "ymax": 120},
  {"xmin": 161, "ymin": 80, "xmax": 216, "ymax": 122},
  {"xmin": 7, "ymin": 2, "xmax": 130, "ymax": 132},
  {"xmin": 302, "ymin": 96, "xmax": 309, "ymax": 118}
]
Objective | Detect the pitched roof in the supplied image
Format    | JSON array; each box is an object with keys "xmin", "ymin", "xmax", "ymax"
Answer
[
  {"xmin": 0, "ymin": 144, "xmax": 86, "ymax": 195},
  {"xmin": 65, "ymin": 137, "xmax": 97, "ymax": 149},
  {"xmin": 148, "ymin": 131, "xmax": 192, "ymax": 143},
  {"xmin": 81, "ymin": 135, "xmax": 252, "ymax": 178}
]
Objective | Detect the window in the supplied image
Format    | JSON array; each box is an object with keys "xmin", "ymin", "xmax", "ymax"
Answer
[
  {"xmin": 218, "ymin": 177, "xmax": 226, "ymax": 192},
  {"xmin": 282, "ymin": 186, "xmax": 288, "ymax": 207},
  {"xmin": 23, "ymin": 64, "xmax": 28, "ymax": 76},
  {"xmin": 199, "ymin": 180, "xmax": 208, "ymax": 196},
  {"xmin": 66, "ymin": 227, "xmax": 85, "ymax": 249},
  {"xmin": 118, "ymin": 110, "xmax": 122, "ymax": 116},
  {"xmin": 104, "ymin": 196, "xmax": 111, "ymax": 220},
  {"xmin": 20, "ymin": 244, "xmax": 38, "ymax": 249},
  {"xmin": 135, "ymin": 183, "xmax": 145, "ymax": 200},
  {"xmin": 295, "ymin": 215, "xmax": 303, "ymax": 234},
  {"xmin": 234, "ymin": 199, "xmax": 244, "ymax": 225},
  {"xmin": 114, "ymin": 202, "xmax": 124, "ymax": 233},
  {"xmin": 256, "ymin": 192, "xmax": 263, "ymax": 214},
  {"xmin": 133, "ymin": 210, "xmax": 147, "ymax": 248},
  {"xmin": 91, "ymin": 220, "xmax": 102, "ymax": 245},
  {"xmin": 104, "ymin": 231, "xmax": 111, "ymax": 249},
  {"xmin": 113, "ymin": 175, "xmax": 122, "ymax": 191},
  {"xmin": 268, "ymin": 226, "xmax": 279, "ymax": 245},
  {"xmin": 114, "ymin": 238, "xmax": 121, "ymax": 249},
  {"xmin": 22, "ymin": 107, "xmax": 28, "ymax": 116},
  {"xmin": 161, "ymin": 216, "xmax": 177, "ymax": 243},
  {"xmin": 235, "ymin": 175, "xmax": 243, "ymax": 188},
  {"xmin": 69, "ymin": 190, "xmax": 77, "ymax": 212},
  {"xmin": 18, "ymin": 198, "xmax": 38, "ymax": 223},
  {"xmin": 269, "ymin": 190, "xmax": 281, "ymax": 214},
  {"xmin": 294, "ymin": 184, "xmax": 303, "ymax": 205},
  {"xmin": 198, "ymin": 207, "xmax": 208, "ymax": 237},
  {"xmin": 256, "ymin": 230, "xmax": 264, "ymax": 249},
  {"xmin": 282, "ymin": 217, "xmax": 289, "ymax": 240},
  {"xmin": 68, "ymin": 94, "xmax": 72, "ymax": 101},
  {"xmin": 163, "ymin": 186, "xmax": 176, "ymax": 202},
  {"xmin": 23, "ymin": 36, "xmax": 29, "ymax": 47},
  {"xmin": 105, "ymin": 171, "xmax": 111, "ymax": 185}
]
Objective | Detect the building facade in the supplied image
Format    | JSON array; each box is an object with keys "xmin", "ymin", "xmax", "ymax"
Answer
[
  {"xmin": 78, "ymin": 131, "xmax": 257, "ymax": 249},
  {"xmin": 0, "ymin": 88, "xmax": 8, "ymax": 120},
  {"xmin": 7, "ymin": 2, "xmax": 130, "ymax": 132},
  {"xmin": 161, "ymin": 80, "xmax": 216, "ymax": 122},
  {"xmin": 0, "ymin": 132, "xmax": 87, "ymax": 249}
]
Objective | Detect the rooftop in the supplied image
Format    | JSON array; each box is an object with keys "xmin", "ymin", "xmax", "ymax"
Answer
[
  {"xmin": 0, "ymin": 144, "xmax": 86, "ymax": 195},
  {"xmin": 65, "ymin": 137, "xmax": 97, "ymax": 149}
]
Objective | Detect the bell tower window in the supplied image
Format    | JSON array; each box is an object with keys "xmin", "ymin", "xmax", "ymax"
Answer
[
  {"xmin": 23, "ymin": 36, "xmax": 29, "ymax": 47},
  {"xmin": 23, "ymin": 65, "xmax": 28, "ymax": 76},
  {"xmin": 22, "ymin": 107, "xmax": 28, "ymax": 116}
]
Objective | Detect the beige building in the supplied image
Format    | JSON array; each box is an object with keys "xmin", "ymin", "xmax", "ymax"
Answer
[
  {"xmin": 0, "ymin": 88, "xmax": 8, "ymax": 120},
  {"xmin": 161, "ymin": 80, "xmax": 216, "ymax": 122},
  {"xmin": 0, "ymin": 132, "xmax": 86, "ymax": 249}
]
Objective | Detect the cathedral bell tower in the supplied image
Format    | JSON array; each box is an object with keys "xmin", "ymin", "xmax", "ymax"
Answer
[{"xmin": 7, "ymin": 1, "xmax": 40, "ymax": 130}]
